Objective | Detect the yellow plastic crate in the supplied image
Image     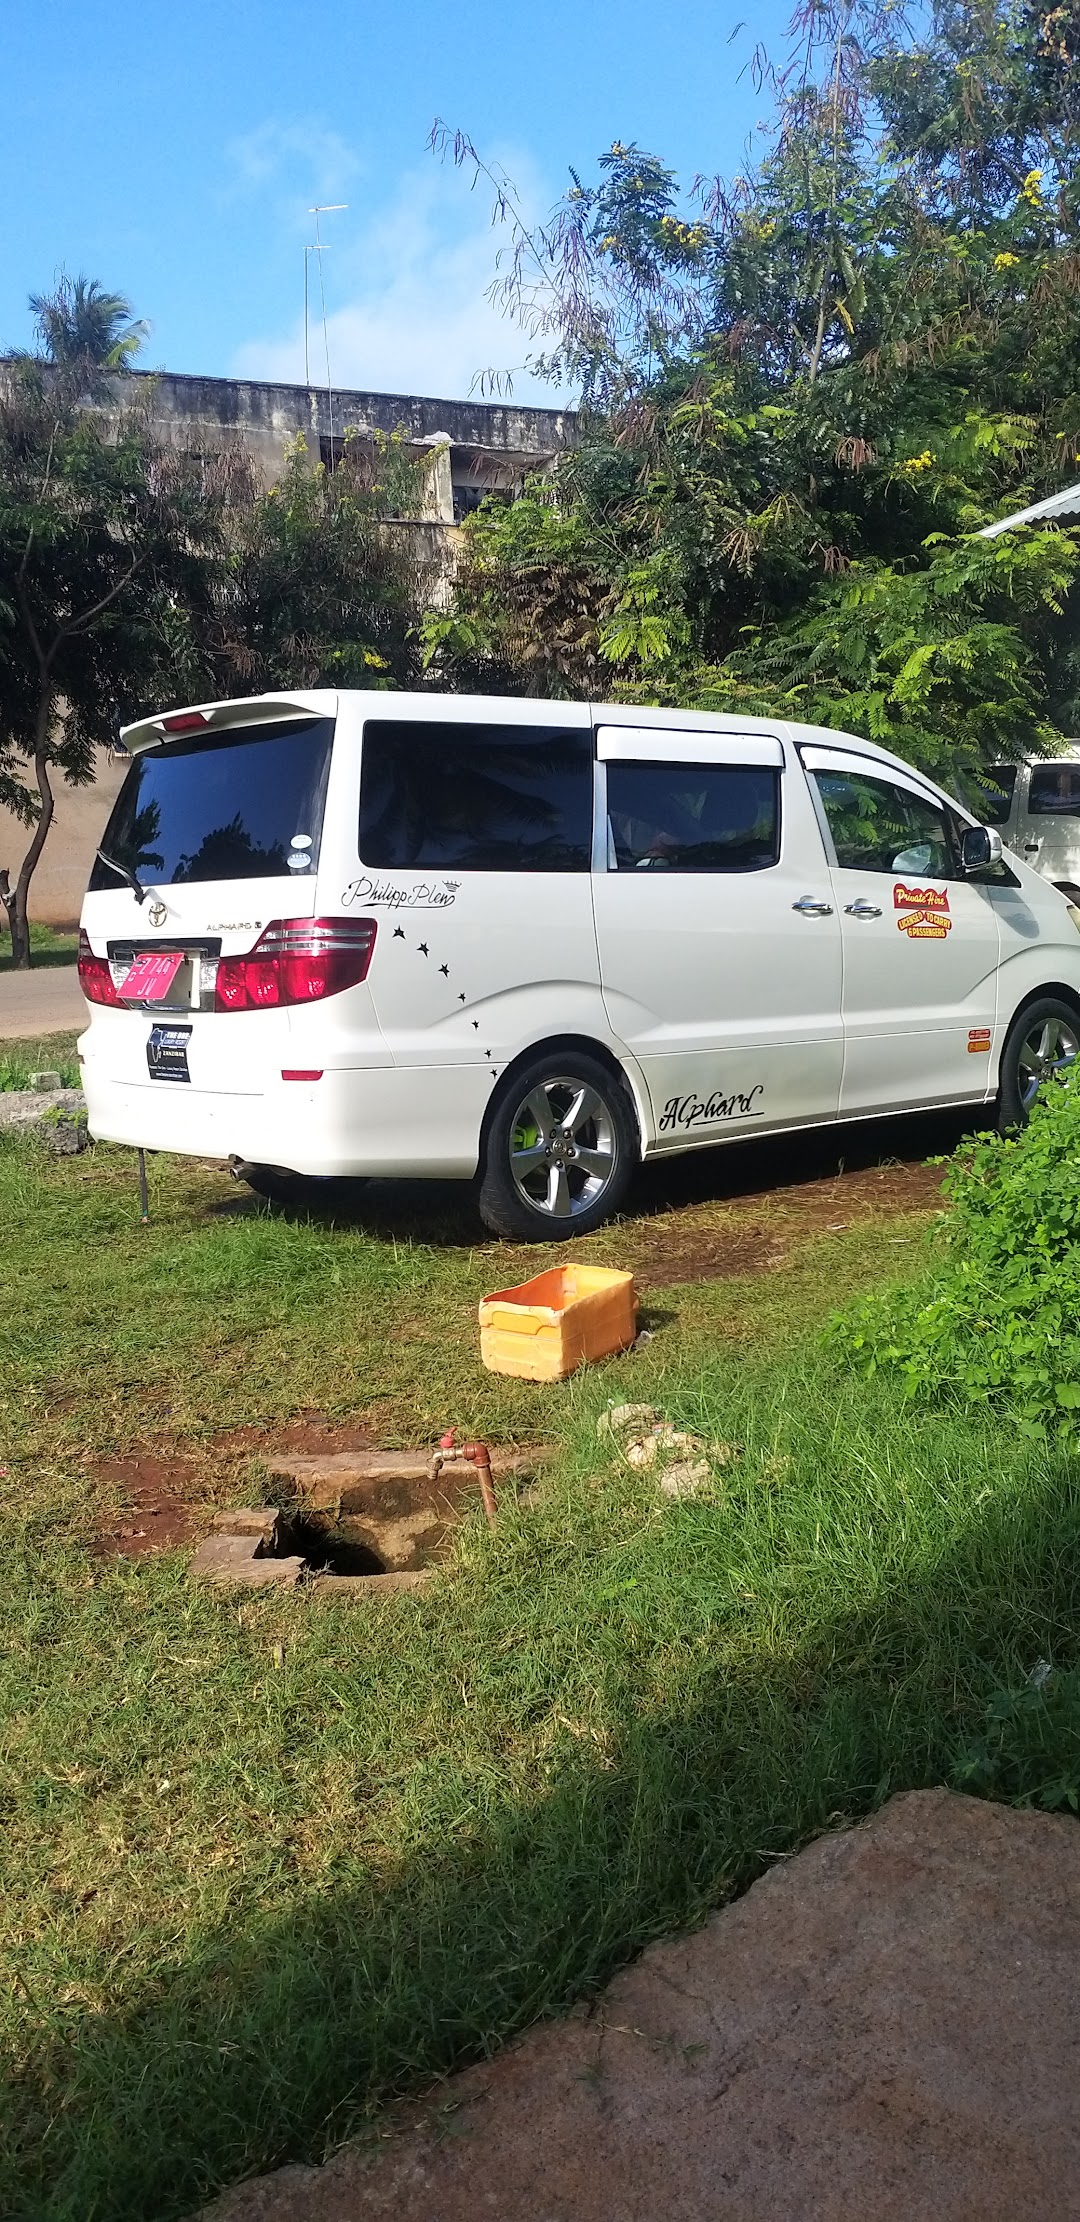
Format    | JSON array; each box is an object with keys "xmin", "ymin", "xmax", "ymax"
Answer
[{"xmin": 479, "ymin": 1263, "xmax": 638, "ymax": 1382}]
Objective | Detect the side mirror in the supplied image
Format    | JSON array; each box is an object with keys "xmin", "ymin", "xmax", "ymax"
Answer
[{"xmin": 961, "ymin": 824, "xmax": 1003, "ymax": 874}]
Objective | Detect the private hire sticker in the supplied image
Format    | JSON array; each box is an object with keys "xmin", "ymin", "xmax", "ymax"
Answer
[
  {"xmin": 968, "ymin": 1028, "xmax": 992, "ymax": 1054},
  {"xmin": 893, "ymin": 881, "xmax": 952, "ymax": 939}
]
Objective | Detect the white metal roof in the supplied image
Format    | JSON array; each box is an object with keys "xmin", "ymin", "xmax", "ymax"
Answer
[{"xmin": 980, "ymin": 482, "xmax": 1080, "ymax": 537}]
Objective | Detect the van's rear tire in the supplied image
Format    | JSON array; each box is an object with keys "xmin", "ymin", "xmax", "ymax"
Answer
[
  {"xmin": 996, "ymin": 997, "xmax": 1080, "ymax": 1131},
  {"xmin": 478, "ymin": 1052, "xmax": 638, "ymax": 1241},
  {"xmin": 242, "ymin": 1165, "xmax": 369, "ymax": 1210}
]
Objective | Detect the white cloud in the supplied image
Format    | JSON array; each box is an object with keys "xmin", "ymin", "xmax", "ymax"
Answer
[
  {"xmin": 223, "ymin": 119, "xmax": 362, "ymax": 211},
  {"xmin": 231, "ymin": 154, "xmax": 568, "ymax": 406}
]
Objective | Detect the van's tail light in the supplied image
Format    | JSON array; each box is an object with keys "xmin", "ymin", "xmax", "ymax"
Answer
[
  {"xmin": 78, "ymin": 929, "xmax": 122, "ymax": 1007},
  {"xmin": 214, "ymin": 917, "xmax": 377, "ymax": 1012}
]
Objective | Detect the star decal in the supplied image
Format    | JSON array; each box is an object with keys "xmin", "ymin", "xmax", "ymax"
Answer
[
  {"xmin": 458, "ymin": 992, "xmax": 467, "ymax": 1003},
  {"xmin": 393, "ymin": 927, "xmax": 405, "ymax": 940},
  {"xmin": 472, "ymin": 1020, "xmax": 479, "ymax": 1030},
  {"xmin": 417, "ymin": 942, "xmax": 429, "ymax": 956},
  {"xmin": 439, "ymin": 964, "xmax": 450, "ymax": 978}
]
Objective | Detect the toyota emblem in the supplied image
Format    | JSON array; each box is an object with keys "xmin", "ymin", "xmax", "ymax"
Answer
[{"xmin": 148, "ymin": 901, "xmax": 168, "ymax": 928}]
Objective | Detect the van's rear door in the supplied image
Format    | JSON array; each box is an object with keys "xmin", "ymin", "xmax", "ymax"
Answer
[{"xmin": 81, "ymin": 696, "xmax": 336, "ymax": 1090}]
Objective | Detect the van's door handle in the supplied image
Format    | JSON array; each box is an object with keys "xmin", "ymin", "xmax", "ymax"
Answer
[
  {"xmin": 792, "ymin": 895, "xmax": 834, "ymax": 915},
  {"xmin": 844, "ymin": 898, "xmax": 882, "ymax": 919},
  {"xmin": 1024, "ymin": 839, "xmax": 1041, "ymax": 853}
]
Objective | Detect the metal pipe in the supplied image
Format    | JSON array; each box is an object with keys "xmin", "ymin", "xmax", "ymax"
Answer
[{"xmin": 464, "ymin": 1441, "xmax": 497, "ymax": 1530}]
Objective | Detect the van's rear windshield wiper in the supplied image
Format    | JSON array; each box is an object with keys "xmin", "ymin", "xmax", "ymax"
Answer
[{"xmin": 95, "ymin": 848, "xmax": 147, "ymax": 905}]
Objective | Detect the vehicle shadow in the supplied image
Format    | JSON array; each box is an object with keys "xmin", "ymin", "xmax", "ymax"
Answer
[
  {"xmin": 11, "ymin": 1453, "xmax": 1080, "ymax": 2222},
  {"xmin": 210, "ymin": 1106, "xmax": 979, "ymax": 1249}
]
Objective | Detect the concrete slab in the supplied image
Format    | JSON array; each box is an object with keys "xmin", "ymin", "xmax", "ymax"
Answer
[{"xmin": 196, "ymin": 1789, "xmax": 1080, "ymax": 2222}]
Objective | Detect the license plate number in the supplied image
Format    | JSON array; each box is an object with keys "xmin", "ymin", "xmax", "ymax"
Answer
[
  {"xmin": 120, "ymin": 950, "xmax": 185, "ymax": 1002},
  {"xmin": 146, "ymin": 1025, "xmax": 192, "ymax": 1083}
]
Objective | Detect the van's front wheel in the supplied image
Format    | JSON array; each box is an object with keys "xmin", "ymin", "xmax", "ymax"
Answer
[
  {"xmin": 996, "ymin": 997, "xmax": 1080, "ymax": 1131},
  {"xmin": 478, "ymin": 1054, "xmax": 638, "ymax": 1241}
]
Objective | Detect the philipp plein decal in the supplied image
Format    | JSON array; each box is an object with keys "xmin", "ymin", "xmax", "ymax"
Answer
[{"xmin": 341, "ymin": 876, "xmax": 459, "ymax": 911}]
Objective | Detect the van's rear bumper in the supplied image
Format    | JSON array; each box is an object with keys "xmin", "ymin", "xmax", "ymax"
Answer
[{"xmin": 81, "ymin": 1062, "xmax": 491, "ymax": 1179}]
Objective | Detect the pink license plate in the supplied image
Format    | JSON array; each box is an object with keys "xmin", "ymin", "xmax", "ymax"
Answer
[{"xmin": 118, "ymin": 950, "xmax": 185, "ymax": 1002}]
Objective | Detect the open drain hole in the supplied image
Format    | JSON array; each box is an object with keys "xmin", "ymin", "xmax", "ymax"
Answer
[{"xmin": 285, "ymin": 1515, "xmax": 387, "ymax": 1576}]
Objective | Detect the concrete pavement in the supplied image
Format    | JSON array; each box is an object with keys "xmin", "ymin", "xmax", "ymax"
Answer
[{"xmin": 0, "ymin": 964, "xmax": 86, "ymax": 1040}]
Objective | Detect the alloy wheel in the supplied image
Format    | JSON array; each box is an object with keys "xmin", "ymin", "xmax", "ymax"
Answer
[
  {"xmin": 1017, "ymin": 1014, "xmax": 1080, "ymax": 1110},
  {"xmin": 508, "ymin": 1074, "xmax": 619, "ymax": 1220}
]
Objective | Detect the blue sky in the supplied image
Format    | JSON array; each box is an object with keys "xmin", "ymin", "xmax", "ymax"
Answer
[{"xmin": 2, "ymin": 0, "xmax": 792, "ymax": 404}]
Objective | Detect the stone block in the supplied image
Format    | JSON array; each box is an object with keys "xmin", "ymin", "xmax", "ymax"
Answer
[
  {"xmin": 188, "ymin": 1532, "xmax": 303, "ymax": 1588},
  {"xmin": 310, "ymin": 1569, "xmax": 433, "ymax": 1602},
  {"xmin": 211, "ymin": 1506, "xmax": 281, "ymax": 1546},
  {"xmin": 28, "ymin": 1070, "xmax": 61, "ymax": 1091}
]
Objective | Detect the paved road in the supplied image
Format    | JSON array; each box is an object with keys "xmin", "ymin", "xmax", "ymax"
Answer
[{"xmin": 0, "ymin": 965, "xmax": 86, "ymax": 1041}]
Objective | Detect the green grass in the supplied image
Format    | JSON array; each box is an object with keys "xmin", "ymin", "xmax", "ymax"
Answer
[
  {"xmin": 1, "ymin": 1131, "xmax": 1078, "ymax": 2220},
  {"xmin": 0, "ymin": 1032, "xmax": 81, "ymax": 1091},
  {"xmin": 0, "ymin": 924, "xmax": 78, "ymax": 973}
]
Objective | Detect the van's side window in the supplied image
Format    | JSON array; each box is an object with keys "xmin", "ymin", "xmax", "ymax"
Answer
[
  {"xmin": 605, "ymin": 763, "xmax": 779, "ymax": 872},
  {"xmin": 359, "ymin": 722, "xmax": 592, "ymax": 871},
  {"xmin": 813, "ymin": 768, "xmax": 959, "ymax": 878},
  {"xmin": 1028, "ymin": 766, "xmax": 1080, "ymax": 816}
]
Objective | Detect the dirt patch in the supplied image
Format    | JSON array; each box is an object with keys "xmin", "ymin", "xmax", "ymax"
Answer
[
  {"xmin": 208, "ymin": 1412, "xmax": 378, "ymax": 1458},
  {"xmin": 629, "ymin": 1160, "xmax": 945, "ymax": 1288},
  {"xmin": 94, "ymin": 1454, "xmax": 201, "ymax": 1556}
]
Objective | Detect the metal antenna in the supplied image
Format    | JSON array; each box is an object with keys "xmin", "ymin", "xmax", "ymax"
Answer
[
  {"xmin": 308, "ymin": 203, "xmax": 347, "ymax": 453},
  {"xmin": 303, "ymin": 244, "xmax": 331, "ymax": 387}
]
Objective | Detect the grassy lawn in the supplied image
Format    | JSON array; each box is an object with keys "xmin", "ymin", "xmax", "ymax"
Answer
[
  {"xmin": 0, "ymin": 925, "xmax": 79, "ymax": 974},
  {"xmin": 0, "ymin": 1033, "xmax": 81, "ymax": 1091},
  {"xmin": 2, "ymin": 1117, "xmax": 1078, "ymax": 2220}
]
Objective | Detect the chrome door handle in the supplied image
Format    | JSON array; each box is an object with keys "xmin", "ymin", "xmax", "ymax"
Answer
[
  {"xmin": 844, "ymin": 898, "xmax": 882, "ymax": 918},
  {"xmin": 792, "ymin": 895, "xmax": 834, "ymax": 915}
]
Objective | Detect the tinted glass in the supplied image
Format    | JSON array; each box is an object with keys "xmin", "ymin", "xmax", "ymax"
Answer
[
  {"xmin": 1028, "ymin": 765, "xmax": 1080, "ymax": 816},
  {"xmin": 813, "ymin": 768, "xmax": 958, "ymax": 877},
  {"xmin": 89, "ymin": 718, "xmax": 333, "ymax": 889},
  {"xmin": 358, "ymin": 721, "xmax": 592, "ymax": 871},
  {"xmin": 606, "ymin": 762, "xmax": 779, "ymax": 871},
  {"xmin": 968, "ymin": 764, "xmax": 1017, "ymax": 825}
]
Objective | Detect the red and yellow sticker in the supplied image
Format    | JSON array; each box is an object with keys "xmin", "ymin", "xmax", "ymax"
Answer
[
  {"xmin": 893, "ymin": 882, "xmax": 952, "ymax": 939},
  {"xmin": 968, "ymin": 1028, "xmax": 992, "ymax": 1054}
]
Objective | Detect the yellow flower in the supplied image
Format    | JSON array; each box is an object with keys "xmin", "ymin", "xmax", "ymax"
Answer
[
  {"xmin": 903, "ymin": 450, "xmax": 935, "ymax": 474},
  {"xmin": 1021, "ymin": 168, "xmax": 1045, "ymax": 205},
  {"xmin": 994, "ymin": 251, "xmax": 1020, "ymax": 269}
]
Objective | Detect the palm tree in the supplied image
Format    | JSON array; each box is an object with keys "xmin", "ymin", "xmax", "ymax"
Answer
[{"xmin": 29, "ymin": 275, "xmax": 148, "ymax": 372}]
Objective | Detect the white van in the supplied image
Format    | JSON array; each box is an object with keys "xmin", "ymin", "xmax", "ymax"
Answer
[
  {"xmin": 970, "ymin": 751, "xmax": 1080, "ymax": 903},
  {"xmin": 78, "ymin": 691, "xmax": 1080, "ymax": 1238}
]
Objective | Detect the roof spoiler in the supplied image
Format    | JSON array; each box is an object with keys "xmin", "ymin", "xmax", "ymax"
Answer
[{"xmin": 118, "ymin": 692, "xmax": 335, "ymax": 755}]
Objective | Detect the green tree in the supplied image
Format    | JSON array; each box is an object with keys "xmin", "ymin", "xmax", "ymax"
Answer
[
  {"xmin": 210, "ymin": 431, "xmax": 428, "ymax": 696},
  {"xmin": 0, "ymin": 350, "xmax": 235, "ymax": 966},
  {"xmin": 28, "ymin": 274, "xmax": 148, "ymax": 376},
  {"xmin": 428, "ymin": 0, "xmax": 1080, "ymax": 776}
]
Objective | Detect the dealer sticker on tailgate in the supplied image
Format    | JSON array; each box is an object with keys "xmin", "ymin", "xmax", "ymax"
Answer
[{"xmin": 146, "ymin": 1025, "xmax": 192, "ymax": 1083}]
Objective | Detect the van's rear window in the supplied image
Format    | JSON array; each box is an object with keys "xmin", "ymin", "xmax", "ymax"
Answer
[
  {"xmin": 358, "ymin": 721, "xmax": 593, "ymax": 872},
  {"xmin": 89, "ymin": 718, "xmax": 334, "ymax": 889}
]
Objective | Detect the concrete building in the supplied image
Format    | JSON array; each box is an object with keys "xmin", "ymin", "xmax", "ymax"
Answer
[
  {"xmin": 107, "ymin": 367, "xmax": 575, "ymax": 524},
  {"xmin": 1, "ymin": 369, "xmax": 577, "ymax": 928}
]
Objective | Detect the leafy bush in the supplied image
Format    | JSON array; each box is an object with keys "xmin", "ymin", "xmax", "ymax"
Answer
[
  {"xmin": 831, "ymin": 1075, "xmax": 1080, "ymax": 1434},
  {"xmin": 953, "ymin": 1670, "xmax": 1080, "ymax": 1813}
]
